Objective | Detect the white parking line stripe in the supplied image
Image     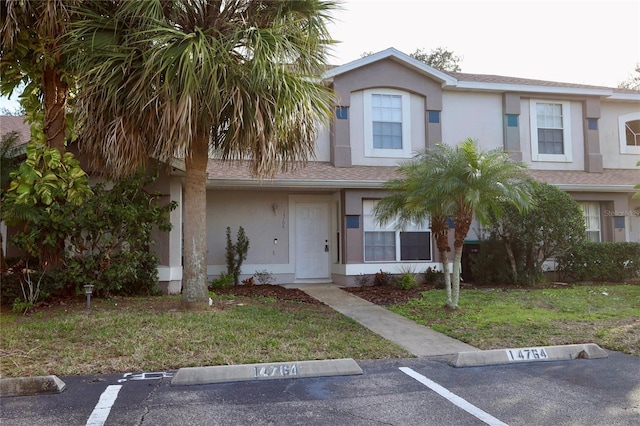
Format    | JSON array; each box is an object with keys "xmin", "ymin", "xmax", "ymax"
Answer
[
  {"xmin": 400, "ymin": 367, "xmax": 508, "ymax": 426},
  {"xmin": 86, "ymin": 385, "xmax": 122, "ymax": 426}
]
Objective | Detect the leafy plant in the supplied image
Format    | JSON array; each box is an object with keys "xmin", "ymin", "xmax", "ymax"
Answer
[
  {"xmin": 225, "ymin": 226, "xmax": 250, "ymax": 285},
  {"xmin": 1, "ymin": 142, "xmax": 92, "ymax": 267},
  {"xmin": 469, "ymin": 235, "xmax": 514, "ymax": 286},
  {"xmin": 63, "ymin": 172, "xmax": 175, "ymax": 296},
  {"xmin": 394, "ymin": 272, "xmax": 419, "ymax": 291},
  {"xmin": 210, "ymin": 272, "xmax": 234, "ymax": 290},
  {"xmin": 487, "ymin": 181, "xmax": 586, "ymax": 285},
  {"xmin": 241, "ymin": 277, "xmax": 255, "ymax": 287},
  {"xmin": 374, "ymin": 270, "xmax": 394, "ymax": 287},
  {"xmin": 12, "ymin": 262, "xmax": 47, "ymax": 314},
  {"xmin": 557, "ymin": 242, "xmax": 640, "ymax": 282},
  {"xmin": 254, "ymin": 269, "xmax": 275, "ymax": 285},
  {"xmin": 423, "ymin": 266, "xmax": 445, "ymax": 287}
]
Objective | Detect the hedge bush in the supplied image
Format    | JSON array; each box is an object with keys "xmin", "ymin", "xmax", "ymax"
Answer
[{"xmin": 556, "ymin": 242, "xmax": 640, "ymax": 282}]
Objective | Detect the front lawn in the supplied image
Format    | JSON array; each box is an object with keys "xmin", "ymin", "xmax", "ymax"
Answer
[
  {"xmin": 0, "ymin": 294, "xmax": 410, "ymax": 378},
  {"xmin": 389, "ymin": 284, "xmax": 640, "ymax": 356}
]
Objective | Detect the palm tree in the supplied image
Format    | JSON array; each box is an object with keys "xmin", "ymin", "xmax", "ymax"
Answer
[
  {"xmin": 1, "ymin": 0, "xmax": 77, "ymax": 151},
  {"xmin": 377, "ymin": 139, "xmax": 532, "ymax": 309},
  {"xmin": 434, "ymin": 139, "xmax": 532, "ymax": 308},
  {"xmin": 65, "ymin": 0, "xmax": 337, "ymax": 309},
  {"xmin": 374, "ymin": 158, "xmax": 453, "ymax": 305}
]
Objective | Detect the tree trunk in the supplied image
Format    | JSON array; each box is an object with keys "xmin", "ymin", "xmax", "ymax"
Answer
[
  {"xmin": 450, "ymin": 209, "xmax": 473, "ymax": 309},
  {"xmin": 0, "ymin": 232, "xmax": 5, "ymax": 272},
  {"xmin": 441, "ymin": 249, "xmax": 452, "ymax": 305},
  {"xmin": 431, "ymin": 215, "xmax": 452, "ymax": 306},
  {"xmin": 42, "ymin": 67, "xmax": 67, "ymax": 152},
  {"xmin": 450, "ymin": 246, "xmax": 463, "ymax": 309},
  {"xmin": 181, "ymin": 131, "xmax": 210, "ymax": 310},
  {"xmin": 502, "ymin": 236, "xmax": 518, "ymax": 284}
]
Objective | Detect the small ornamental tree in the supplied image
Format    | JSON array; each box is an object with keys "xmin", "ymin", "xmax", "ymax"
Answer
[
  {"xmin": 487, "ymin": 181, "xmax": 586, "ymax": 284},
  {"xmin": 225, "ymin": 226, "xmax": 250, "ymax": 285}
]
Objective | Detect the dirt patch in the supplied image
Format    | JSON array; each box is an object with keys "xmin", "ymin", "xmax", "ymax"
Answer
[
  {"xmin": 214, "ymin": 284, "xmax": 324, "ymax": 305},
  {"xmin": 342, "ymin": 284, "xmax": 436, "ymax": 305},
  {"xmin": 216, "ymin": 283, "xmax": 437, "ymax": 306}
]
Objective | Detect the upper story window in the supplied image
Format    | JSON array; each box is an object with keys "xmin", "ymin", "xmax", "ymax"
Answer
[
  {"xmin": 364, "ymin": 89, "xmax": 412, "ymax": 158},
  {"xmin": 363, "ymin": 200, "xmax": 431, "ymax": 262},
  {"xmin": 618, "ymin": 112, "xmax": 640, "ymax": 155},
  {"xmin": 529, "ymin": 100, "xmax": 573, "ymax": 162},
  {"xmin": 626, "ymin": 120, "xmax": 640, "ymax": 145}
]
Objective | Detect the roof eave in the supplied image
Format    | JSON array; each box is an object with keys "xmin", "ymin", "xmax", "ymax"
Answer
[
  {"xmin": 448, "ymin": 81, "xmax": 613, "ymax": 97},
  {"xmin": 552, "ymin": 184, "xmax": 637, "ymax": 193},
  {"xmin": 207, "ymin": 178, "xmax": 387, "ymax": 190}
]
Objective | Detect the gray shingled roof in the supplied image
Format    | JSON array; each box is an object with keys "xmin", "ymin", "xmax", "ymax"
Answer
[
  {"xmin": 0, "ymin": 115, "xmax": 30, "ymax": 144},
  {"xmin": 443, "ymin": 71, "xmax": 616, "ymax": 91},
  {"xmin": 206, "ymin": 160, "xmax": 639, "ymax": 191}
]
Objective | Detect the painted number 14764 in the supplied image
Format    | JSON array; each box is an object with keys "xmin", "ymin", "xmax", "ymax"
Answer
[{"xmin": 506, "ymin": 347, "xmax": 549, "ymax": 362}]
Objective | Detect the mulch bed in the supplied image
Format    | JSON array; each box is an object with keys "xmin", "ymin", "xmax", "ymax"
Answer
[
  {"xmin": 215, "ymin": 283, "xmax": 436, "ymax": 306},
  {"xmin": 214, "ymin": 284, "xmax": 324, "ymax": 305}
]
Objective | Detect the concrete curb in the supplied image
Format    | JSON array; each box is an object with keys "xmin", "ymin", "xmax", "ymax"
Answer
[
  {"xmin": 450, "ymin": 343, "xmax": 608, "ymax": 367},
  {"xmin": 0, "ymin": 375, "xmax": 66, "ymax": 397},
  {"xmin": 171, "ymin": 358, "xmax": 362, "ymax": 386}
]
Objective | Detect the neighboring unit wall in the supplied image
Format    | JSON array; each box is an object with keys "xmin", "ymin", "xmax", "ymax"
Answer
[
  {"xmin": 149, "ymin": 173, "xmax": 183, "ymax": 295},
  {"xmin": 599, "ymin": 101, "xmax": 640, "ymax": 169},
  {"xmin": 441, "ymin": 92, "xmax": 504, "ymax": 150},
  {"xmin": 571, "ymin": 192, "xmax": 633, "ymax": 243}
]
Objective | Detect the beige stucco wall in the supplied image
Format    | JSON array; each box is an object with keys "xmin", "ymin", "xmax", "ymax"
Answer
[
  {"xmin": 314, "ymin": 124, "xmax": 331, "ymax": 162},
  {"xmin": 599, "ymin": 101, "xmax": 640, "ymax": 169},
  {"xmin": 441, "ymin": 92, "xmax": 504, "ymax": 149},
  {"xmin": 628, "ymin": 197, "xmax": 640, "ymax": 243},
  {"xmin": 206, "ymin": 190, "xmax": 291, "ymax": 272}
]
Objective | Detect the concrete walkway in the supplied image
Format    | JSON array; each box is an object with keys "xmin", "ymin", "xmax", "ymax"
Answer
[{"xmin": 288, "ymin": 283, "xmax": 478, "ymax": 357}]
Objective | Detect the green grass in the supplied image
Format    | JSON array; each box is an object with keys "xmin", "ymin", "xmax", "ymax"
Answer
[
  {"xmin": 0, "ymin": 294, "xmax": 410, "ymax": 378},
  {"xmin": 389, "ymin": 284, "xmax": 640, "ymax": 356}
]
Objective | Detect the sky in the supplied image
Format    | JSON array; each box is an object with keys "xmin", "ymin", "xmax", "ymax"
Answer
[{"xmin": 1, "ymin": 0, "xmax": 638, "ymax": 111}]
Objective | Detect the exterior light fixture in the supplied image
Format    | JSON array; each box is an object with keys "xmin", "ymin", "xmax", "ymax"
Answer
[{"xmin": 84, "ymin": 285, "xmax": 94, "ymax": 312}]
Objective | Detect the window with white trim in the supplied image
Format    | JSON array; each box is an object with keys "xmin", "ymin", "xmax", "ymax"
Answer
[
  {"xmin": 363, "ymin": 200, "xmax": 431, "ymax": 261},
  {"xmin": 578, "ymin": 202, "xmax": 601, "ymax": 242},
  {"xmin": 364, "ymin": 89, "xmax": 412, "ymax": 158},
  {"xmin": 618, "ymin": 112, "xmax": 640, "ymax": 154},
  {"xmin": 529, "ymin": 100, "xmax": 572, "ymax": 162}
]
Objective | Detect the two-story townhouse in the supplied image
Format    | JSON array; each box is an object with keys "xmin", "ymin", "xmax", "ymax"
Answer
[
  {"xmin": 3, "ymin": 48, "xmax": 639, "ymax": 293},
  {"xmin": 151, "ymin": 48, "xmax": 639, "ymax": 292}
]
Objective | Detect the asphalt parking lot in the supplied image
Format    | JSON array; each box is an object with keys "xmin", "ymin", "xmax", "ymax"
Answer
[{"xmin": 1, "ymin": 352, "xmax": 639, "ymax": 426}]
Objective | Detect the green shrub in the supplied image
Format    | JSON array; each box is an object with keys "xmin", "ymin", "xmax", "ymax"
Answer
[
  {"xmin": 469, "ymin": 236, "xmax": 514, "ymax": 286},
  {"xmin": 557, "ymin": 242, "xmax": 640, "ymax": 282},
  {"xmin": 394, "ymin": 272, "xmax": 419, "ymax": 290},
  {"xmin": 0, "ymin": 260, "xmax": 64, "ymax": 308},
  {"xmin": 63, "ymin": 173, "xmax": 174, "ymax": 296},
  {"xmin": 485, "ymin": 182, "xmax": 586, "ymax": 285},
  {"xmin": 210, "ymin": 272, "xmax": 234, "ymax": 290},
  {"xmin": 423, "ymin": 266, "xmax": 445, "ymax": 287}
]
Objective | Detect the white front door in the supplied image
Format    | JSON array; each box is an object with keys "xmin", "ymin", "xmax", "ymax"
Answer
[{"xmin": 295, "ymin": 203, "xmax": 330, "ymax": 279}]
